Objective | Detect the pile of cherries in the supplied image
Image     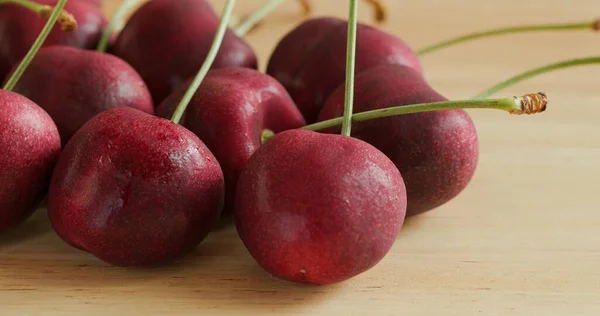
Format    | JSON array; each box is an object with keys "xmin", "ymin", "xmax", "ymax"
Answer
[{"xmin": 2, "ymin": 0, "xmax": 594, "ymax": 285}]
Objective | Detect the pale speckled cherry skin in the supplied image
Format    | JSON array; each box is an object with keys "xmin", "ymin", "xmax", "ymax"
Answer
[
  {"xmin": 47, "ymin": 107, "xmax": 225, "ymax": 266},
  {"xmin": 317, "ymin": 64, "xmax": 479, "ymax": 217},
  {"xmin": 0, "ymin": 90, "xmax": 61, "ymax": 234},
  {"xmin": 113, "ymin": 0, "xmax": 258, "ymax": 104},
  {"xmin": 156, "ymin": 67, "xmax": 306, "ymax": 217},
  {"xmin": 0, "ymin": 0, "xmax": 107, "ymax": 80},
  {"xmin": 266, "ymin": 16, "xmax": 422, "ymax": 123},
  {"xmin": 8, "ymin": 46, "xmax": 154, "ymax": 146},
  {"xmin": 235, "ymin": 129, "xmax": 407, "ymax": 285}
]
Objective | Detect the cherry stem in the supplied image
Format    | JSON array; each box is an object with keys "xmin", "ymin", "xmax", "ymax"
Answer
[
  {"xmin": 417, "ymin": 18, "xmax": 599, "ymax": 56},
  {"xmin": 97, "ymin": 0, "xmax": 140, "ymax": 52},
  {"xmin": 474, "ymin": 56, "xmax": 600, "ymax": 99},
  {"xmin": 233, "ymin": 0, "xmax": 286, "ymax": 36},
  {"xmin": 0, "ymin": 0, "xmax": 77, "ymax": 31},
  {"xmin": 3, "ymin": 0, "xmax": 69, "ymax": 91},
  {"xmin": 170, "ymin": 0, "xmax": 236, "ymax": 124},
  {"xmin": 340, "ymin": 0, "xmax": 358, "ymax": 137},
  {"xmin": 303, "ymin": 93, "xmax": 548, "ymax": 132}
]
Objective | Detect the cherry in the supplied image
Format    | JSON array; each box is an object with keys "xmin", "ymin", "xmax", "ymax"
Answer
[
  {"xmin": 235, "ymin": 129, "xmax": 407, "ymax": 284},
  {"xmin": 7, "ymin": 45, "xmax": 154, "ymax": 146},
  {"xmin": 266, "ymin": 16, "xmax": 421, "ymax": 123},
  {"xmin": 0, "ymin": 0, "xmax": 65, "ymax": 234},
  {"xmin": 0, "ymin": 0, "xmax": 107, "ymax": 79},
  {"xmin": 112, "ymin": 0, "xmax": 258, "ymax": 104},
  {"xmin": 156, "ymin": 67, "xmax": 305, "ymax": 217},
  {"xmin": 0, "ymin": 90, "xmax": 60, "ymax": 234},
  {"xmin": 318, "ymin": 64, "xmax": 478, "ymax": 216}
]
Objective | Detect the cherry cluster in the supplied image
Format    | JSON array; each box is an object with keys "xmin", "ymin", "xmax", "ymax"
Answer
[{"xmin": 1, "ymin": 0, "xmax": 593, "ymax": 285}]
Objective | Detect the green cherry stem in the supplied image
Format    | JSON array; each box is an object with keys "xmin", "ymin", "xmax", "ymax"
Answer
[
  {"xmin": 303, "ymin": 93, "xmax": 548, "ymax": 132},
  {"xmin": 0, "ymin": 0, "xmax": 77, "ymax": 31},
  {"xmin": 3, "ymin": 0, "xmax": 70, "ymax": 91},
  {"xmin": 417, "ymin": 18, "xmax": 600, "ymax": 56},
  {"xmin": 170, "ymin": 0, "xmax": 236, "ymax": 124},
  {"xmin": 97, "ymin": 0, "xmax": 141, "ymax": 52},
  {"xmin": 474, "ymin": 56, "xmax": 600, "ymax": 99},
  {"xmin": 233, "ymin": 0, "xmax": 286, "ymax": 36},
  {"xmin": 340, "ymin": 0, "xmax": 358, "ymax": 136}
]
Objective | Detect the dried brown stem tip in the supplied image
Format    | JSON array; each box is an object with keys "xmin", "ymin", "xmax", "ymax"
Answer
[
  {"xmin": 512, "ymin": 92, "xmax": 548, "ymax": 115},
  {"xmin": 39, "ymin": 5, "xmax": 78, "ymax": 32},
  {"xmin": 298, "ymin": 0, "xmax": 387, "ymax": 22},
  {"xmin": 298, "ymin": 0, "xmax": 311, "ymax": 15},
  {"xmin": 365, "ymin": 0, "xmax": 386, "ymax": 22},
  {"xmin": 593, "ymin": 19, "xmax": 600, "ymax": 31}
]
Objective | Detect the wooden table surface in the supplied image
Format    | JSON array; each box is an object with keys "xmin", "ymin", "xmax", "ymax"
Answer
[{"xmin": 2, "ymin": 0, "xmax": 600, "ymax": 315}]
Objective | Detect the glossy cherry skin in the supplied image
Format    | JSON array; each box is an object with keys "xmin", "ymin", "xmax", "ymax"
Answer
[
  {"xmin": 266, "ymin": 17, "xmax": 344, "ymax": 96},
  {"xmin": 266, "ymin": 16, "xmax": 421, "ymax": 123},
  {"xmin": 9, "ymin": 46, "xmax": 154, "ymax": 146},
  {"xmin": 156, "ymin": 67, "xmax": 306, "ymax": 216},
  {"xmin": 112, "ymin": 0, "xmax": 258, "ymax": 104},
  {"xmin": 48, "ymin": 107, "xmax": 225, "ymax": 266},
  {"xmin": 0, "ymin": 0, "xmax": 107, "ymax": 80},
  {"xmin": 318, "ymin": 64, "xmax": 479, "ymax": 216},
  {"xmin": 235, "ymin": 129, "xmax": 407, "ymax": 285},
  {"xmin": 0, "ymin": 90, "xmax": 61, "ymax": 234}
]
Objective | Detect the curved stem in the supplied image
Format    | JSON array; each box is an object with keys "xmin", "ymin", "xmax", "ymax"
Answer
[
  {"xmin": 417, "ymin": 19, "xmax": 599, "ymax": 56},
  {"xmin": 170, "ymin": 0, "xmax": 236, "ymax": 124},
  {"xmin": 97, "ymin": 0, "xmax": 141, "ymax": 52},
  {"xmin": 3, "ymin": 0, "xmax": 69, "ymax": 91},
  {"xmin": 303, "ymin": 93, "xmax": 547, "ymax": 132},
  {"xmin": 233, "ymin": 0, "xmax": 286, "ymax": 36},
  {"xmin": 340, "ymin": 0, "xmax": 358, "ymax": 136},
  {"xmin": 474, "ymin": 56, "xmax": 600, "ymax": 99}
]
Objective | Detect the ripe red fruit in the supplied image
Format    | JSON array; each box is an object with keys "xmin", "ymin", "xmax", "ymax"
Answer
[
  {"xmin": 48, "ymin": 107, "xmax": 225, "ymax": 266},
  {"xmin": 318, "ymin": 64, "xmax": 479, "ymax": 216},
  {"xmin": 0, "ymin": 0, "xmax": 107, "ymax": 80},
  {"xmin": 235, "ymin": 129, "xmax": 407, "ymax": 284},
  {"xmin": 157, "ymin": 67, "xmax": 305, "ymax": 217},
  {"xmin": 0, "ymin": 90, "xmax": 61, "ymax": 234},
  {"xmin": 8, "ymin": 45, "xmax": 154, "ymax": 145},
  {"xmin": 113, "ymin": 0, "xmax": 258, "ymax": 104},
  {"xmin": 266, "ymin": 16, "xmax": 421, "ymax": 123}
]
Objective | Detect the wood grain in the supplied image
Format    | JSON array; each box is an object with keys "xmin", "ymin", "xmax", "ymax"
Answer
[{"xmin": 2, "ymin": 0, "xmax": 600, "ymax": 315}]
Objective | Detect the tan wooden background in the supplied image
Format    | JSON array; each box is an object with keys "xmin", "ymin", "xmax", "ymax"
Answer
[{"xmin": 1, "ymin": 0, "xmax": 599, "ymax": 315}]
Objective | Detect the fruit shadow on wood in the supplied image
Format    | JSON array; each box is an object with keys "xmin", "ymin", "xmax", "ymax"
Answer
[
  {"xmin": 0, "ymin": 208, "xmax": 53, "ymax": 248},
  {"xmin": 0, "ymin": 216, "xmax": 337, "ymax": 309}
]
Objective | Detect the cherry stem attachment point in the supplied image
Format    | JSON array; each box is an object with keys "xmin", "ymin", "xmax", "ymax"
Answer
[
  {"xmin": 303, "ymin": 93, "xmax": 548, "ymax": 132},
  {"xmin": 417, "ymin": 18, "xmax": 600, "ymax": 56},
  {"xmin": 260, "ymin": 129, "xmax": 275, "ymax": 144},
  {"xmin": 3, "ymin": 0, "xmax": 69, "ymax": 91},
  {"xmin": 170, "ymin": 0, "xmax": 236, "ymax": 124},
  {"xmin": 474, "ymin": 56, "xmax": 600, "ymax": 99},
  {"xmin": 340, "ymin": 0, "xmax": 358, "ymax": 137},
  {"xmin": 97, "ymin": 0, "xmax": 141, "ymax": 52},
  {"xmin": 0, "ymin": 0, "xmax": 77, "ymax": 31},
  {"xmin": 233, "ymin": 0, "xmax": 286, "ymax": 36}
]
